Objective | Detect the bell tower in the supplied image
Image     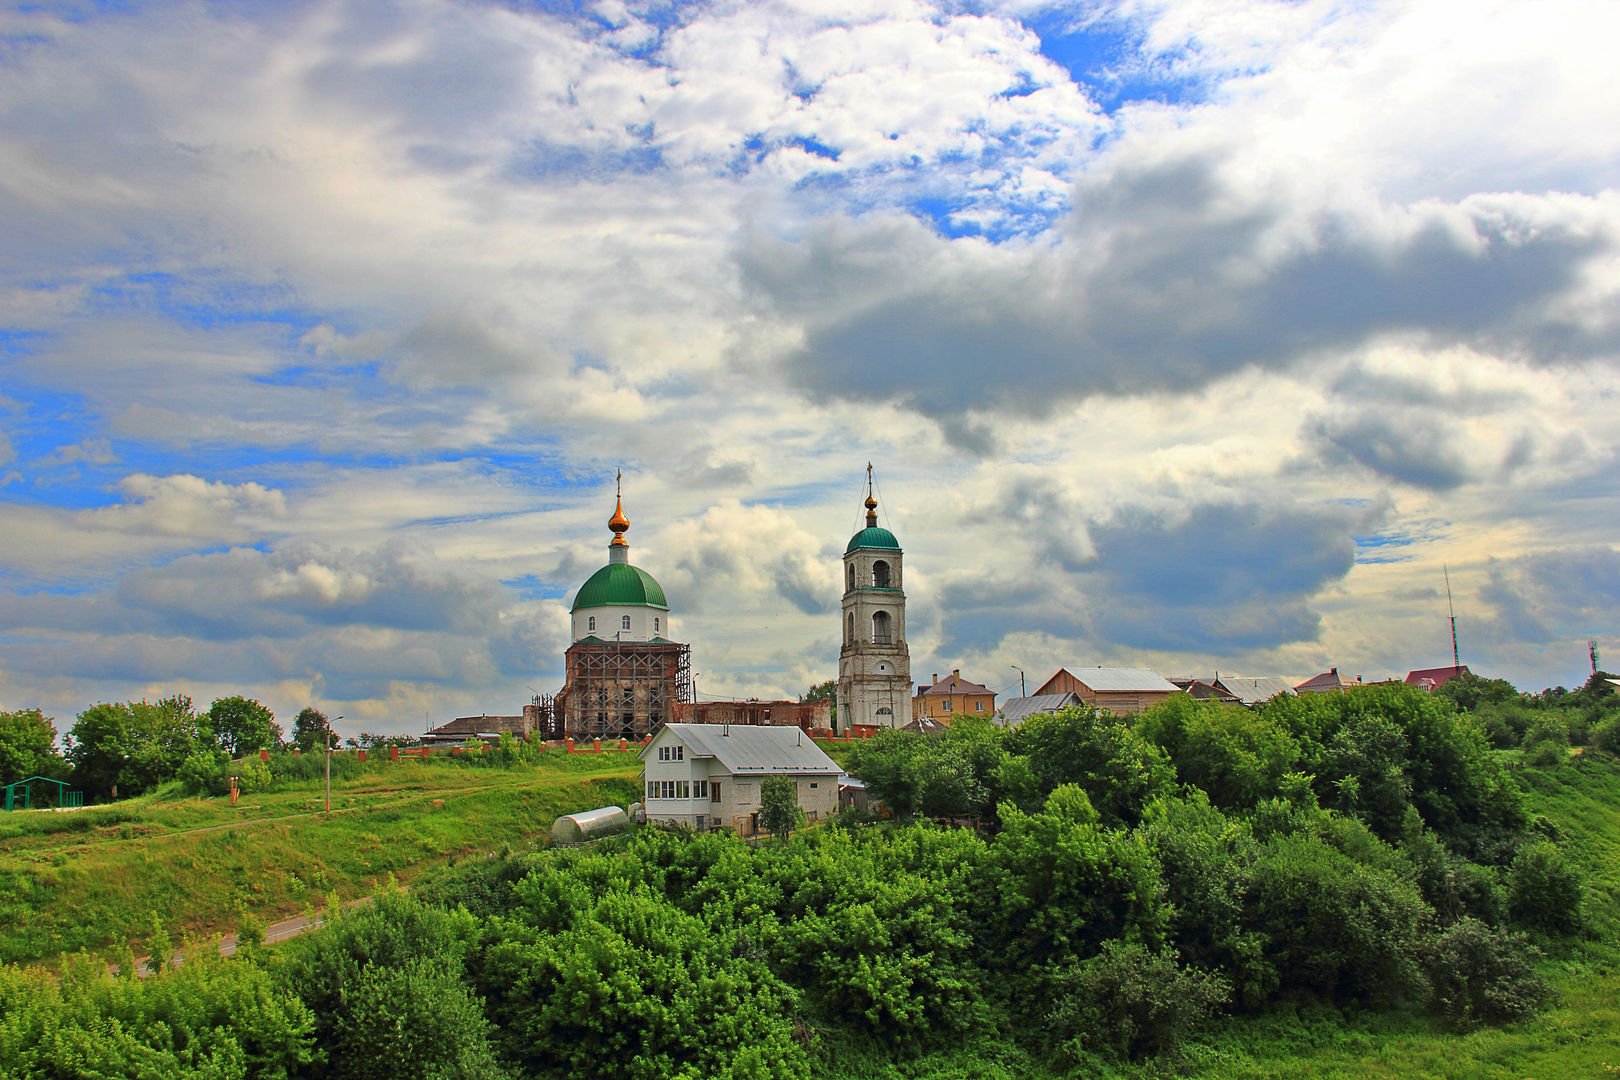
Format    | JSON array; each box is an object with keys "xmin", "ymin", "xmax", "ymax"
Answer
[{"xmin": 837, "ymin": 465, "xmax": 912, "ymax": 733}]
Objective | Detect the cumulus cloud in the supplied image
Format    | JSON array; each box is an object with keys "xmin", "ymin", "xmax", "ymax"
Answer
[
  {"xmin": 3, "ymin": 0, "xmax": 1619, "ymax": 724},
  {"xmin": 660, "ymin": 500, "xmax": 840, "ymax": 618},
  {"xmin": 1482, "ymin": 546, "xmax": 1620, "ymax": 644}
]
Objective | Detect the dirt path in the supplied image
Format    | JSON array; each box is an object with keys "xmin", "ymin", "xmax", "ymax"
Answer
[{"xmin": 124, "ymin": 895, "xmax": 379, "ymax": 976}]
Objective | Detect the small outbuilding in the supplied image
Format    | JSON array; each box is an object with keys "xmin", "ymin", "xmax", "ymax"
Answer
[{"xmin": 550, "ymin": 805, "xmax": 630, "ymax": 845}]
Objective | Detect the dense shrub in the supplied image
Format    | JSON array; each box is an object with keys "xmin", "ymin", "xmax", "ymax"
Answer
[
  {"xmin": 0, "ymin": 951, "xmax": 315, "ymax": 1077},
  {"xmin": 1045, "ymin": 940, "xmax": 1230, "ymax": 1064},
  {"xmin": 1593, "ymin": 714, "xmax": 1620, "ymax": 756},
  {"xmin": 234, "ymin": 757, "xmax": 273, "ymax": 794},
  {"xmin": 473, "ymin": 884, "xmax": 810, "ymax": 1079},
  {"xmin": 177, "ymin": 748, "xmax": 231, "ymax": 796},
  {"xmin": 1507, "ymin": 841, "xmax": 1584, "ymax": 934},
  {"xmin": 1242, "ymin": 832, "xmax": 1430, "ymax": 1007},
  {"xmin": 327, "ymin": 955, "xmax": 506, "ymax": 1080},
  {"xmin": 1424, "ymin": 917, "xmax": 1552, "ymax": 1029}
]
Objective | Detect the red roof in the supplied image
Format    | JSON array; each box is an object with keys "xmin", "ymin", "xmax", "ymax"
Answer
[{"xmin": 1405, "ymin": 665, "xmax": 1470, "ymax": 690}]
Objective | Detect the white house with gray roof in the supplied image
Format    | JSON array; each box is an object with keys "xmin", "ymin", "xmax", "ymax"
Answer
[{"xmin": 640, "ymin": 723, "xmax": 842, "ymax": 833}]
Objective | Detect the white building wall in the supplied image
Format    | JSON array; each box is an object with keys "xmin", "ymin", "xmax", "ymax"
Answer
[{"xmin": 572, "ymin": 605, "xmax": 671, "ymax": 643}]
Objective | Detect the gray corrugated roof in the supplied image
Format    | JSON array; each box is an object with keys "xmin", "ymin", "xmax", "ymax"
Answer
[
  {"xmin": 1212, "ymin": 676, "xmax": 1296, "ymax": 706},
  {"xmin": 1071, "ymin": 667, "xmax": 1180, "ymax": 693},
  {"xmin": 647, "ymin": 723, "xmax": 842, "ymax": 774},
  {"xmin": 997, "ymin": 692, "xmax": 1081, "ymax": 724}
]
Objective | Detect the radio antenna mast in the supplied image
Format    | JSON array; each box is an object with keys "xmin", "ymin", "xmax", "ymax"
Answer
[
  {"xmin": 1444, "ymin": 565, "xmax": 1460, "ymax": 670},
  {"xmin": 1592, "ymin": 640, "xmax": 1601, "ymax": 678}
]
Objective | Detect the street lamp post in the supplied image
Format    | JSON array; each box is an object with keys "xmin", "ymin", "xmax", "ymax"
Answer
[
  {"xmin": 325, "ymin": 715, "xmax": 343, "ymax": 814},
  {"xmin": 1011, "ymin": 665, "xmax": 1026, "ymax": 698}
]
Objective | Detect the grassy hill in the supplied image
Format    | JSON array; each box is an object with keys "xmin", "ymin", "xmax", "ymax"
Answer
[{"xmin": 0, "ymin": 750, "xmax": 640, "ymax": 966}]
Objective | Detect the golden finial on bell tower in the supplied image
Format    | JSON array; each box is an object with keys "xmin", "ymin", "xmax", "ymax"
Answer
[{"xmin": 864, "ymin": 462, "xmax": 878, "ymax": 527}]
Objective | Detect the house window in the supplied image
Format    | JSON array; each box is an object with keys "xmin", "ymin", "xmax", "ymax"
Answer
[
  {"xmin": 809, "ymin": 782, "xmax": 818, "ymax": 789},
  {"xmin": 711, "ymin": 783, "xmax": 722, "ymax": 803},
  {"xmin": 672, "ymin": 745, "xmax": 683, "ymax": 761},
  {"xmin": 622, "ymin": 615, "xmax": 631, "ymax": 631},
  {"xmin": 694, "ymin": 779, "xmax": 708, "ymax": 799},
  {"xmin": 944, "ymin": 699, "xmax": 953, "ymax": 711},
  {"xmin": 588, "ymin": 616, "xmax": 595, "ymax": 633},
  {"xmin": 976, "ymin": 701, "xmax": 984, "ymax": 712},
  {"xmin": 677, "ymin": 780, "xmax": 690, "ymax": 799}
]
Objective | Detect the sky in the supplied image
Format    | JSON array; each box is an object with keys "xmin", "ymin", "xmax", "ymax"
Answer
[{"xmin": 2, "ymin": 0, "xmax": 1618, "ymax": 740}]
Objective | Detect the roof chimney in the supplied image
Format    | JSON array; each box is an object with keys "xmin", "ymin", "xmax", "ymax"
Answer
[
  {"xmin": 932, "ymin": 673, "xmax": 939, "ymax": 685},
  {"xmin": 952, "ymin": 668, "xmax": 960, "ymax": 680}
]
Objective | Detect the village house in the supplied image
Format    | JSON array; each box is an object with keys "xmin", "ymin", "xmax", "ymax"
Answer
[
  {"xmin": 641, "ymin": 722, "xmax": 842, "ymax": 834},
  {"xmin": 1034, "ymin": 666, "xmax": 1181, "ymax": 715},
  {"xmin": 912, "ymin": 669, "xmax": 996, "ymax": 722}
]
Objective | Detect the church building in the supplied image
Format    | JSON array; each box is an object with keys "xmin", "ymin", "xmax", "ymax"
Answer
[
  {"xmin": 836, "ymin": 468, "xmax": 913, "ymax": 733},
  {"xmin": 557, "ymin": 478, "xmax": 692, "ymax": 740}
]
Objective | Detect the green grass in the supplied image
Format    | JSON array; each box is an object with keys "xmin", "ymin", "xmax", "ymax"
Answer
[{"xmin": 0, "ymin": 750, "xmax": 641, "ymax": 966}]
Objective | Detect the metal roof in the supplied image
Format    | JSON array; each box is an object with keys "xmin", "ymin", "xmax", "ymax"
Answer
[
  {"xmin": 644, "ymin": 723, "xmax": 842, "ymax": 775},
  {"xmin": 1212, "ymin": 676, "xmax": 1296, "ymax": 706},
  {"xmin": 571, "ymin": 562, "xmax": 669, "ymax": 612},
  {"xmin": 1069, "ymin": 667, "xmax": 1180, "ymax": 693},
  {"xmin": 997, "ymin": 692, "xmax": 1081, "ymax": 725},
  {"xmin": 845, "ymin": 526, "xmax": 900, "ymax": 553}
]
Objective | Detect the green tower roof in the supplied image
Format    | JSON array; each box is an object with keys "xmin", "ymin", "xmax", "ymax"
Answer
[
  {"xmin": 570, "ymin": 563, "xmax": 669, "ymax": 612},
  {"xmin": 846, "ymin": 526, "xmax": 900, "ymax": 553}
]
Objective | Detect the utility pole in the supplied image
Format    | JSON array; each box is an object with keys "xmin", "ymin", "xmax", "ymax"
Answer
[{"xmin": 325, "ymin": 715, "xmax": 343, "ymax": 814}]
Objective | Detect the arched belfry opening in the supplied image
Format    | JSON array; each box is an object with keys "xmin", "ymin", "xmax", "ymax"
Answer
[
  {"xmin": 872, "ymin": 560, "xmax": 891, "ymax": 588},
  {"xmin": 872, "ymin": 610, "xmax": 892, "ymax": 644}
]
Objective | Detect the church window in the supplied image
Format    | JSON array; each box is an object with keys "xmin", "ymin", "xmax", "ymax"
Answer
[
  {"xmin": 622, "ymin": 615, "xmax": 631, "ymax": 631},
  {"xmin": 872, "ymin": 611, "xmax": 892, "ymax": 644},
  {"xmin": 654, "ymin": 617, "xmax": 660, "ymax": 633},
  {"xmin": 872, "ymin": 560, "xmax": 891, "ymax": 588},
  {"xmin": 847, "ymin": 613, "xmax": 855, "ymax": 644},
  {"xmin": 588, "ymin": 616, "xmax": 595, "ymax": 633},
  {"xmin": 847, "ymin": 564, "xmax": 855, "ymax": 590}
]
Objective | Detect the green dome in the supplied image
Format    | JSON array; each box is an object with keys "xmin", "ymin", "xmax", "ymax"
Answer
[
  {"xmin": 570, "ymin": 563, "xmax": 669, "ymax": 612},
  {"xmin": 846, "ymin": 526, "xmax": 900, "ymax": 553}
]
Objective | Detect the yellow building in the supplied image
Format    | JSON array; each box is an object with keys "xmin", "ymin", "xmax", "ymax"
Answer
[{"xmin": 912, "ymin": 669, "xmax": 996, "ymax": 723}]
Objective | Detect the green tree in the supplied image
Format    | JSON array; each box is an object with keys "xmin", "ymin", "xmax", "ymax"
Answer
[
  {"xmin": 66, "ymin": 696, "xmax": 205, "ymax": 799},
  {"xmin": 206, "ymin": 695, "xmax": 282, "ymax": 757},
  {"xmin": 1004, "ymin": 705, "xmax": 1175, "ymax": 826},
  {"xmin": 290, "ymin": 706, "xmax": 336, "ymax": 752},
  {"xmin": 0, "ymin": 707, "xmax": 67, "ymax": 786},
  {"xmin": 760, "ymin": 774, "xmax": 803, "ymax": 838}
]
